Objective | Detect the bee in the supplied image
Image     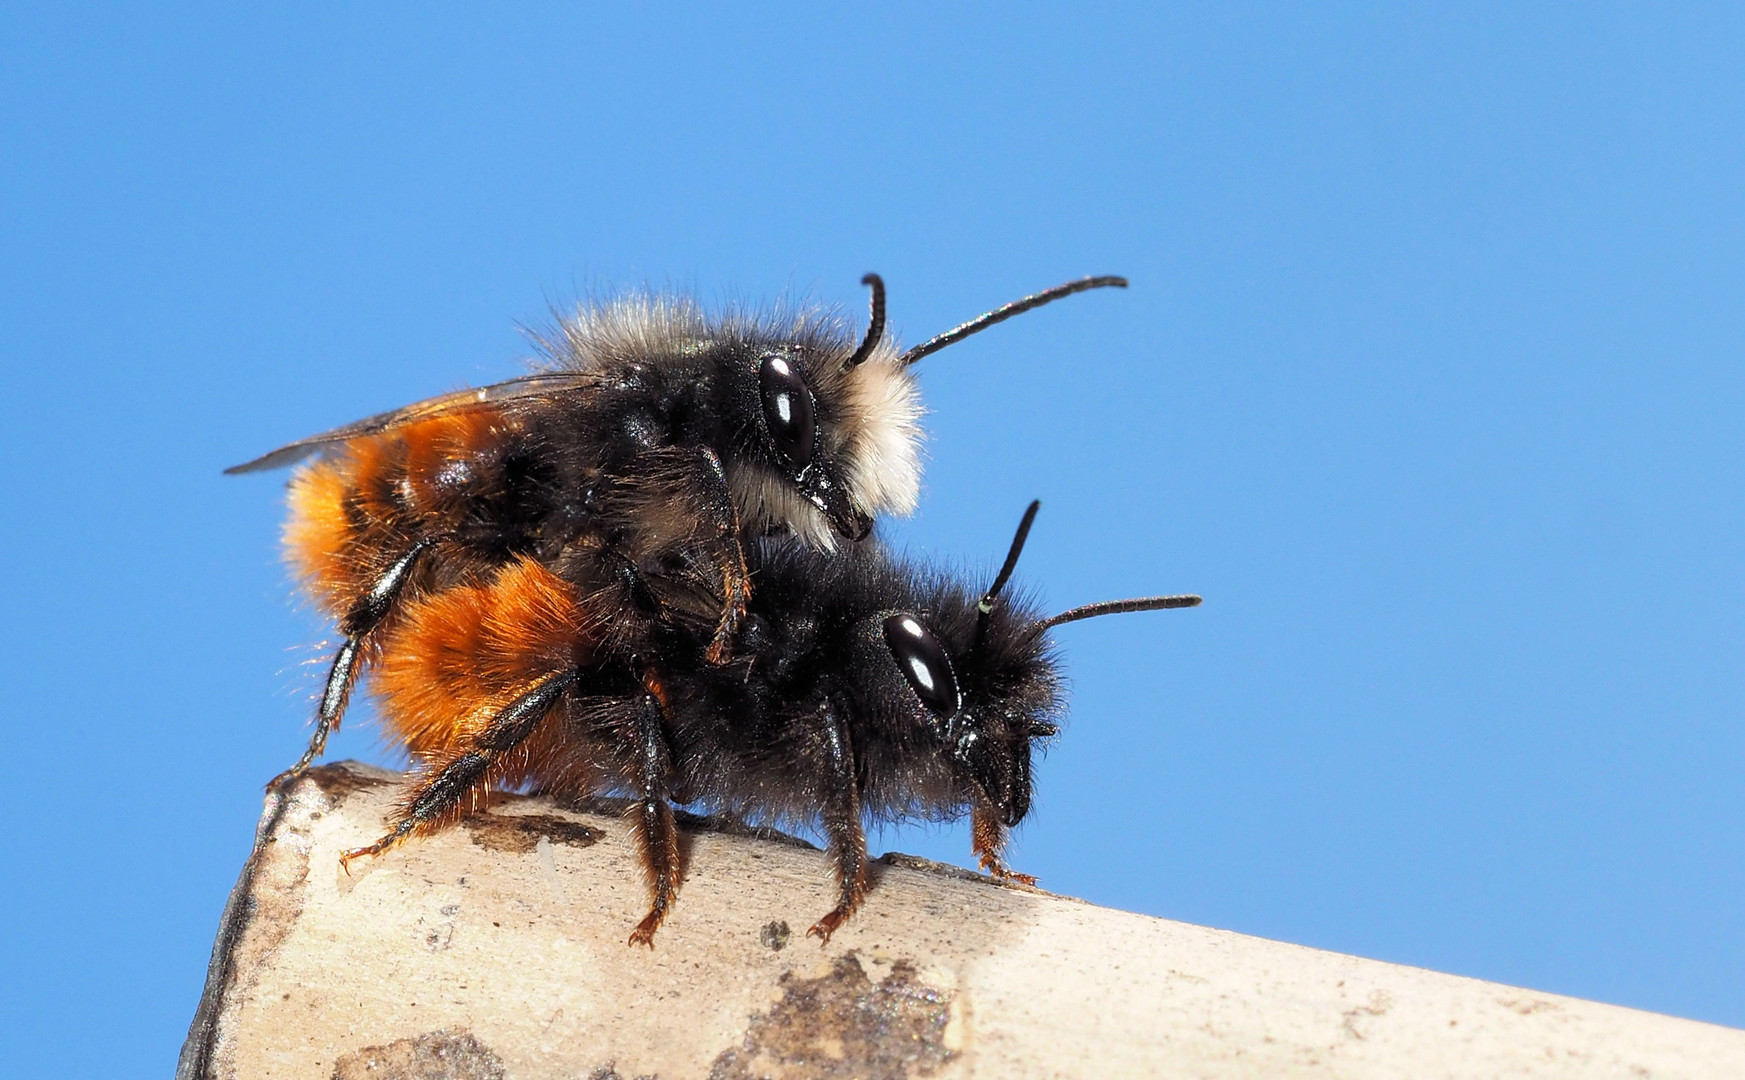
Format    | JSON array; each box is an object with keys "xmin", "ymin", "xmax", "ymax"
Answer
[
  {"xmin": 229, "ymin": 275, "xmax": 1129, "ymax": 783},
  {"xmin": 340, "ymin": 500, "xmax": 1200, "ymax": 945}
]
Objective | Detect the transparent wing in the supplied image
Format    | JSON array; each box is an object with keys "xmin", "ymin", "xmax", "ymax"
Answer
[{"xmin": 224, "ymin": 372, "xmax": 599, "ymax": 474}]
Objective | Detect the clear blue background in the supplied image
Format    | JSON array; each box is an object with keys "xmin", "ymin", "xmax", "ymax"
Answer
[{"xmin": 4, "ymin": 4, "xmax": 1743, "ymax": 1071}]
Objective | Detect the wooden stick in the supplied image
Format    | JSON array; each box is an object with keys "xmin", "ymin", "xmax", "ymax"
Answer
[{"xmin": 179, "ymin": 762, "xmax": 1745, "ymax": 1079}]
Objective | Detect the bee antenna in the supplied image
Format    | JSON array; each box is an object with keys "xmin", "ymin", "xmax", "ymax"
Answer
[
  {"xmin": 1037, "ymin": 594, "xmax": 1202, "ymax": 631},
  {"xmin": 976, "ymin": 500, "xmax": 1042, "ymax": 645},
  {"xmin": 844, "ymin": 273, "xmax": 888, "ymax": 367},
  {"xmin": 898, "ymin": 275, "xmax": 1128, "ymax": 367}
]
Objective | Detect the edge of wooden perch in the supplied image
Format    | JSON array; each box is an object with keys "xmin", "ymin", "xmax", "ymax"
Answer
[{"xmin": 179, "ymin": 761, "xmax": 1745, "ymax": 1080}]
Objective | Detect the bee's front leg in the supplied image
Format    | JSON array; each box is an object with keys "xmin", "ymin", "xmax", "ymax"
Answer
[
  {"xmin": 609, "ymin": 447, "xmax": 749, "ymax": 664},
  {"xmin": 970, "ymin": 804, "xmax": 1037, "ymax": 886}
]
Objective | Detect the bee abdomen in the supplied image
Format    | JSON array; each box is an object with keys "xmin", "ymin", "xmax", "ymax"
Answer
[
  {"xmin": 373, "ymin": 556, "xmax": 607, "ymax": 789},
  {"xmin": 284, "ymin": 409, "xmax": 557, "ymax": 617}
]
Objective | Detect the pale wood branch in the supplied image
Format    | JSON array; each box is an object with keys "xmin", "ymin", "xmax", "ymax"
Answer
[{"xmin": 179, "ymin": 762, "xmax": 1745, "ymax": 1079}]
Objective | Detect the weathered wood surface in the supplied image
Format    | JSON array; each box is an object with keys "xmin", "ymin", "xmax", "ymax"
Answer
[{"xmin": 180, "ymin": 761, "xmax": 1745, "ymax": 1079}]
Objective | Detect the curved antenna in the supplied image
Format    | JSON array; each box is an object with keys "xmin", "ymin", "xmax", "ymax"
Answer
[
  {"xmin": 1037, "ymin": 594, "xmax": 1202, "ymax": 632},
  {"xmin": 975, "ymin": 500, "xmax": 1042, "ymax": 648},
  {"xmin": 899, "ymin": 275, "xmax": 1128, "ymax": 367},
  {"xmin": 979, "ymin": 501, "xmax": 1041, "ymax": 614},
  {"xmin": 844, "ymin": 273, "xmax": 888, "ymax": 367}
]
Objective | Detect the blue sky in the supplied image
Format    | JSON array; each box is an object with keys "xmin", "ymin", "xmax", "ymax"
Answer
[{"xmin": 4, "ymin": 4, "xmax": 1744, "ymax": 1071}]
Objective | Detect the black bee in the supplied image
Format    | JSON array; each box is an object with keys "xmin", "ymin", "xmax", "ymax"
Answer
[
  {"xmin": 229, "ymin": 275, "xmax": 1129, "ymax": 782},
  {"xmin": 343, "ymin": 501, "xmax": 1200, "ymax": 945}
]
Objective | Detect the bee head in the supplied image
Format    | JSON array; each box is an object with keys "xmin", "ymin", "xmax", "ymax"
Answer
[
  {"xmin": 722, "ymin": 274, "xmax": 1129, "ymax": 551},
  {"xmin": 856, "ymin": 603, "xmax": 1060, "ymax": 828},
  {"xmin": 722, "ymin": 275, "xmax": 922, "ymax": 550},
  {"xmin": 844, "ymin": 501, "xmax": 1059, "ymax": 826},
  {"xmin": 852, "ymin": 500, "xmax": 1201, "ymax": 827}
]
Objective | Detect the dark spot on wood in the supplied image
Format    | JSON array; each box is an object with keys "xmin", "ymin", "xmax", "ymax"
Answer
[
  {"xmin": 302, "ymin": 763, "xmax": 396, "ymax": 802},
  {"xmin": 879, "ymin": 851, "xmax": 1019, "ymax": 888},
  {"xmin": 330, "ymin": 1028, "xmax": 504, "ymax": 1080},
  {"xmin": 556, "ymin": 794, "xmax": 819, "ymax": 850},
  {"xmin": 708, "ymin": 954, "xmax": 955, "ymax": 1080},
  {"xmin": 875, "ymin": 851, "xmax": 1050, "ymax": 893},
  {"xmin": 875, "ymin": 851, "xmax": 991, "ymax": 883},
  {"xmin": 461, "ymin": 812, "xmax": 603, "ymax": 855},
  {"xmin": 676, "ymin": 809, "xmax": 818, "ymax": 851}
]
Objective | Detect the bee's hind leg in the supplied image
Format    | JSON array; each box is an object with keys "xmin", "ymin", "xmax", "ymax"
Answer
[
  {"xmin": 627, "ymin": 672, "xmax": 682, "ymax": 947},
  {"xmin": 274, "ymin": 537, "xmax": 440, "ymax": 789},
  {"xmin": 338, "ymin": 668, "xmax": 576, "ymax": 871}
]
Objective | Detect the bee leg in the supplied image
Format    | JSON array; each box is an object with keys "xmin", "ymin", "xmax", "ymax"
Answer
[
  {"xmin": 971, "ymin": 804, "xmax": 1038, "ymax": 886},
  {"xmin": 807, "ymin": 701, "xmax": 867, "ymax": 945},
  {"xmin": 628, "ymin": 673, "xmax": 682, "ymax": 947},
  {"xmin": 677, "ymin": 447, "xmax": 748, "ymax": 665},
  {"xmin": 273, "ymin": 537, "xmax": 439, "ymax": 788},
  {"xmin": 338, "ymin": 668, "xmax": 575, "ymax": 872},
  {"xmin": 704, "ymin": 538, "xmax": 751, "ymax": 666},
  {"xmin": 617, "ymin": 446, "xmax": 749, "ymax": 664}
]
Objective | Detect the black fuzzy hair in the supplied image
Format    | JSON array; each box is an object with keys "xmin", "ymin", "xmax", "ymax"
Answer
[{"xmin": 654, "ymin": 536, "xmax": 1064, "ymax": 830}]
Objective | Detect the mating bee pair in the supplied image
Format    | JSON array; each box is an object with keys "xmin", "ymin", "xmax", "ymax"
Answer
[{"xmin": 232, "ymin": 274, "xmax": 1199, "ymax": 945}]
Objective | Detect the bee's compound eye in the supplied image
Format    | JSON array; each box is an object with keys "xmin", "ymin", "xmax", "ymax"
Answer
[
  {"xmin": 758, "ymin": 354, "xmax": 815, "ymax": 469},
  {"xmin": 882, "ymin": 614, "xmax": 961, "ymax": 718}
]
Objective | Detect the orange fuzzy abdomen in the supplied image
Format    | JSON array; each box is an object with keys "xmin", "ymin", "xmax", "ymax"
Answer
[
  {"xmin": 372, "ymin": 556, "xmax": 605, "ymax": 793},
  {"xmin": 282, "ymin": 409, "xmax": 523, "ymax": 620}
]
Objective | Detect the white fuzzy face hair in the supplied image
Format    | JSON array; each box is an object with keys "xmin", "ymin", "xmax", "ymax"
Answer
[{"xmin": 724, "ymin": 336, "xmax": 924, "ymax": 551}]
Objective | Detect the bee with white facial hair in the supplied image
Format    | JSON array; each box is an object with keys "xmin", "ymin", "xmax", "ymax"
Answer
[{"xmin": 229, "ymin": 275, "xmax": 1129, "ymax": 785}]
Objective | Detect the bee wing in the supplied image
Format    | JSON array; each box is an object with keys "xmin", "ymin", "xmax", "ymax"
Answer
[{"xmin": 224, "ymin": 372, "xmax": 599, "ymax": 474}]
